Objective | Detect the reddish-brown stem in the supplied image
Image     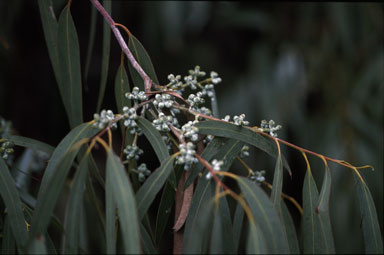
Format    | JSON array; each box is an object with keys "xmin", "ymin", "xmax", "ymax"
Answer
[
  {"xmin": 90, "ymin": 0, "xmax": 152, "ymax": 92},
  {"xmin": 195, "ymin": 154, "xmax": 230, "ymax": 191}
]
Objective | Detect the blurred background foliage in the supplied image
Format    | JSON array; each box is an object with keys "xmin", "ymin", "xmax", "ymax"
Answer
[{"xmin": 0, "ymin": 1, "xmax": 382, "ymax": 253}]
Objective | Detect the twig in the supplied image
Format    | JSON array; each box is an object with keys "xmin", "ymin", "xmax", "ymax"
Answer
[{"xmin": 90, "ymin": 0, "xmax": 152, "ymax": 91}]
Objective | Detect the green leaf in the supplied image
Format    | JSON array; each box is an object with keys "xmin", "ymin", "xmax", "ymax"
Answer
[
  {"xmin": 5, "ymin": 135, "xmax": 54, "ymax": 155},
  {"xmin": 114, "ymin": 63, "xmax": 131, "ymax": 114},
  {"xmin": 84, "ymin": 5, "xmax": 97, "ymax": 85},
  {"xmin": 28, "ymin": 235, "xmax": 48, "ymax": 254},
  {"xmin": 127, "ymin": 34, "xmax": 159, "ymax": 90},
  {"xmin": 57, "ymin": 4, "xmax": 83, "ymax": 128},
  {"xmin": 182, "ymin": 197, "xmax": 215, "ymax": 254},
  {"xmin": 247, "ymin": 220, "xmax": 268, "ymax": 254},
  {"xmin": 140, "ymin": 223, "xmax": 158, "ymax": 254},
  {"xmin": 209, "ymin": 196, "xmax": 235, "ymax": 254},
  {"xmin": 137, "ymin": 117, "xmax": 169, "ymax": 163},
  {"xmin": 106, "ymin": 150, "xmax": 140, "ymax": 254},
  {"xmin": 302, "ymin": 170, "xmax": 325, "ymax": 253},
  {"xmin": 62, "ymin": 156, "xmax": 89, "ymax": 254},
  {"xmin": 154, "ymin": 180, "xmax": 175, "ymax": 243},
  {"xmin": 28, "ymin": 123, "xmax": 97, "ymax": 243},
  {"xmin": 281, "ymin": 201, "xmax": 300, "ymax": 254},
  {"xmin": 354, "ymin": 173, "xmax": 383, "ymax": 254},
  {"xmin": 270, "ymin": 153, "xmax": 283, "ymax": 210},
  {"xmin": 232, "ymin": 202, "xmax": 244, "ymax": 252},
  {"xmin": 237, "ymin": 177, "xmax": 289, "ymax": 253},
  {"xmin": 183, "ymin": 177, "xmax": 214, "ymax": 250},
  {"xmin": 0, "ymin": 158, "xmax": 28, "ymax": 251},
  {"xmin": 105, "ymin": 160, "xmax": 116, "ymax": 254},
  {"xmin": 37, "ymin": 0, "xmax": 60, "ymax": 87},
  {"xmin": 136, "ymin": 155, "xmax": 174, "ymax": 220},
  {"xmin": 195, "ymin": 120, "xmax": 291, "ymax": 174},
  {"xmin": 1, "ymin": 215, "xmax": 16, "ymax": 254},
  {"xmin": 96, "ymin": 0, "xmax": 111, "ymax": 112}
]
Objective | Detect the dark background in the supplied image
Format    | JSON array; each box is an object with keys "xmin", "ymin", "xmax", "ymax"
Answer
[{"xmin": 0, "ymin": 1, "xmax": 383, "ymax": 253}]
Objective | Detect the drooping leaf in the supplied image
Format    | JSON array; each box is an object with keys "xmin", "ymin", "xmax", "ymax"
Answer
[
  {"xmin": 137, "ymin": 117, "xmax": 169, "ymax": 163},
  {"xmin": 354, "ymin": 172, "xmax": 383, "ymax": 254},
  {"xmin": 270, "ymin": 153, "xmax": 283, "ymax": 210},
  {"xmin": 96, "ymin": 0, "xmax": 111, "ymax": 111},
  {"xmin": 84, "ymin": 5, "xmax": 97, "ymax": 84},
  {"xmin": 237, "ymin": 177, "xmax": 289, "ymax": 253},
  {"xmin": 28, "ymin": 123, "xmax": 97, "ymax": 243},
  {"xmin": 127, "ymin": 33, "xmax": 159, "ymax": 90},
  {"xmin": 140, "ymin": 223, "xmax": 158, "ymax": 254},
  {"xmin": 0, "ymin": 158, "xmax": 28, "ymax": 251},
  {"xmin": 281, "ymin": 200, "xmax": 300, "ymax": 254},
  {"xmin": 114, "ymin": 62, "xmax": 131, "ymax": 114},
  {"xmin": 209, "ymin": 195, "xmax": 235, "ymax": 254},
  {"xmin": 37, "ymin": 0, "xmax": 60, "ymax": 88},
  {"xmin": 28, "ymin": 235, "xmax": 48, "ymax": 254},
  {"xmin": 302, "ymin": 170, "xmax": 325, "ymax": 253},
  {"xmin": 195, "ymin": 120, "xmax": 291, "ymax": 174},
  {"xmin": 106, "ymin": 150, "xmax": 140, "ymax": 254},
  {"xmin": 5, "ymin": 135, "xmax": 54, "ymax": 155},
  {"xmin": 105, "ymin": 160, "xmax": 116, "ymax": 254},
  {"xmin": 62, "ymin": 156, "xmax": 89, "ymax": 254},
  {"xmin": 247, "ymin": 220, "xmax": 268, "ymax": 254},
  {"xmin": 57, "ymin": 4, "xmax": 83, "ymax": 128},
  {"xmin": 136, "ymin": 155, "xmax": 174, "ymax": 220},
  {"xmin": 1, "ymin": 215, "xmax": 16, "ymax": 254},
  {"xmin": 232, "ymin": 202, "xmax": 244, "ymax": 252}
]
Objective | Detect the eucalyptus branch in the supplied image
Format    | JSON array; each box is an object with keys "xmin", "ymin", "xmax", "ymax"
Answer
[{"xmin": 90, "ymin": 0, "xmax": 152, "ymax": 91}]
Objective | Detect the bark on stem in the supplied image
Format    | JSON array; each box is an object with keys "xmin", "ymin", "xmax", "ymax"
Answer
[{"xmin": 90, "ymin": 0, "xmax": 152, "ymax": 91}]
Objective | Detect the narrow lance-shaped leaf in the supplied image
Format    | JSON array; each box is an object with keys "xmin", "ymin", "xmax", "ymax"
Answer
[
  {"xmin": 84, "ymin": 5, "xmax": 97, "ymax": 84},
  {"xmin": 354, "ymin": 172, "xmax": 383, "ymax": 254},
  {"xmin": 5, "ymin": 135, "xmax": 55, "ymax": 155},
  {"xmin": 106, "ymin": 150, "xmax": 140, "ymax": 254},
  {"xmin": 28, "ymin": 235, "xmax": 48, "ymax": 255},
  {"xmin": 105, "ymin": 159, "xmax": 116, "ymax": 254},
  {"xmin": 0, "ymin": 158, "xmax": 27, "ymax": 251},
  {"xmin": 57, "ymin": 4, "xmax": 83, "ymax": 128},
  {"xmin": 140, "ymin": 223, "xmax": 158, "ymax": 254},
  {"xmin": 195, "ymin": 120, "xmax": 291, "ymax": 174},
  {"xmin": 62, "ymin": 156, "xmax": 89, "ymax": 254},
  {"xmin": 96, "ymin": 0, "xmax": 111, "ymax": 112},
  {"xmin": 232, "ymin": 202, "xmax": 244, "ymax": 252},
  {"xmin": 2, "ymin": 215, "xmax": 16, "ymax": 254},
  {"xmin": 281, "ymin": 200, "xmax": 300, "ymax": 254},
  {"xmin": 136, "ymin": 155, "xmax": 175, "ymax": 220},
  {"xmin": 137, "ymin": 117, "xmax": 169, "ymax": 163},
  {"xmin": 114, "ymin": 62, "xmax": 131, "ymax": 114},
  {"xmin": 247, "ymin": 220, "xmax": 268, "ymax": 254},
  {"xmin": 237, "ymin": 177, "xmax": 289, "ymax": 253},
  {"xmin": 127, "ymin": 33, "xmax": 159, "ymax": 90},
  {"xmin": 270, "ymin": 153, "xmax": 283, "ymax": 210},
  {"xmin": 302, "ymin": 169, "xmax": 325, "ymax": 253}
]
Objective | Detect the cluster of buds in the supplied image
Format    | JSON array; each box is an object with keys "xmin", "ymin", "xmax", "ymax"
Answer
[
  {"xmin": 137, "ymin": 163, "xmax": 151, "ymax": 182},
  {"xmin": 125, "ymin": 87, "xmax": 147, "ymax": 101},
  {"xmin": 152, "ymin": 113, "xmax": 178, "ymax": 132},
  {"xmin": 210, "ymin": 71, "xmax": 222, "ymax": 84},
  {"xmin": 206, "ymin": 159, "xmax": 224, "ymax": 180},
  {"xmin": 181, "ymin": 120, "xmax": 199, "ymax": 142},
  {"xmin": 187, "ymin": 92, "xmax": 205, "ymax": 108},
  {"xmin": 176, "ymin": 142, "xmax": 198, "ymax": 170},
  {"xmin": 249, "ymin": 170, "xmax": 266, "ymax": 184},
  {"xmin": 168, "ymin": 74, "xmax": 183, "ymax": 90},
  {"xmin": 153, "ymin": 94, "xmax": 174, "ymax": 109},
  {"xmin": 259, "ymin": 120, "xmax": 282, "ymax": 137},
  {"xmin": 124, "ymin": 145, "xmax": 143, "ymax": 161},
  {"xmin": 93, "ymin": 109, "xmax": 117, "ymax": 129},
  {"xmin": 189, "ymin": 65, "xmax": 206, "ymax": 79},
  {"xmin": 0, "ymin": 140, "xmax": 14, "ymax": 160},
  {"xmin": 122, "ymin": 107, "xmax": 140, "ymax": 134},
  {"xmin": 222, "ymin": 114, "xmax": 249, "ymax": 126},
  {"xmin": 184, "ymin": 75, "xmax": 198, "ymax": 90}
]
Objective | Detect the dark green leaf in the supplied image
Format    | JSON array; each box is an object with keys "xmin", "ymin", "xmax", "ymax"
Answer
[
  {"xmin": 270, "ymin": 154, "xmax": 283, "ymax": 209},
  {"xmin": 281, "ymin": 201, "xmax": 300, "ymax": 254},
  {"xmin": 5, "ymin": 135, "xmax": 54, "ymax": 155},
  {"xmin": 96, "ymin": 0, "xmax": 111, "ymax": 112},
  {"xmin": 137, "ymin": 117, "xmax": 169, "ymax": 163},
  {"xmin": 57, "ymin": 4, "xmax": 83, "ymax": 128},
  {"xmin": 1, "ymin": 215, "xmax": 16, "ymax": 254},
  {"xmin": 140, "ymin": 223, "xmax": 158, "ymax": 254},
  {"xmin": 237, "ymin": 177, "xmax": 289, "ymax": 253},
  {"xmin": 62, "ymin": 156, "xmax": 89, "ymax": 254},
  {"xmin": 114, "ymin": 63, "xmax": 131, "ymax": 114},
  {"xmin": 106, "ymin": 150, "xmax": 140, "ymax": 254},
  {"xmin": 0, "ymin": 158, "xmax": 28, "ymax": 251},
  {"xmin": 232, "ymin": 202, "xmax": 244, "ymax": 252},
  {"xmin": 127, "ymin": 34, "xmax": 159, "ymax": 90},
  {"xmin": 136, "ymin": 155, "xmax": 174, "ymax": 220},
  {"xmin": 247, "ymin": 220, "xmax": 268, "ymax": 254},
  {"xmin": 37, "ymin": 0, "xmax": 60, "ymax": 88},
  {"xmin": 354, "ymin": 172, "xmax": 383, "ymax": 254},
  {"xmin": 302, "ymin": 170, "xmax": 325, "ymax": 253},
  {"xmin": 154, "ymin": 180, "xmax": 175, "ymax": 243},
  {"xmin": 195, "ymin": 120, "xmax": 291, "ymax": 175},
  {"xmin": 209, "ymin": 195, "xmax": 235, "ymax": 254},
  {"xmin": 105, "ymin": 160, "xmax": 116, "ymax": 254},
  {"xmin": 84, "ymin": 5, "xmax": 97, "ymax": 85}
]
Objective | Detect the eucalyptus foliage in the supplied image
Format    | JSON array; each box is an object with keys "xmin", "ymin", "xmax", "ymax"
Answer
[{"xmin": 0, "ymin": 1, "xmax": 382, "ymax": 254}]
